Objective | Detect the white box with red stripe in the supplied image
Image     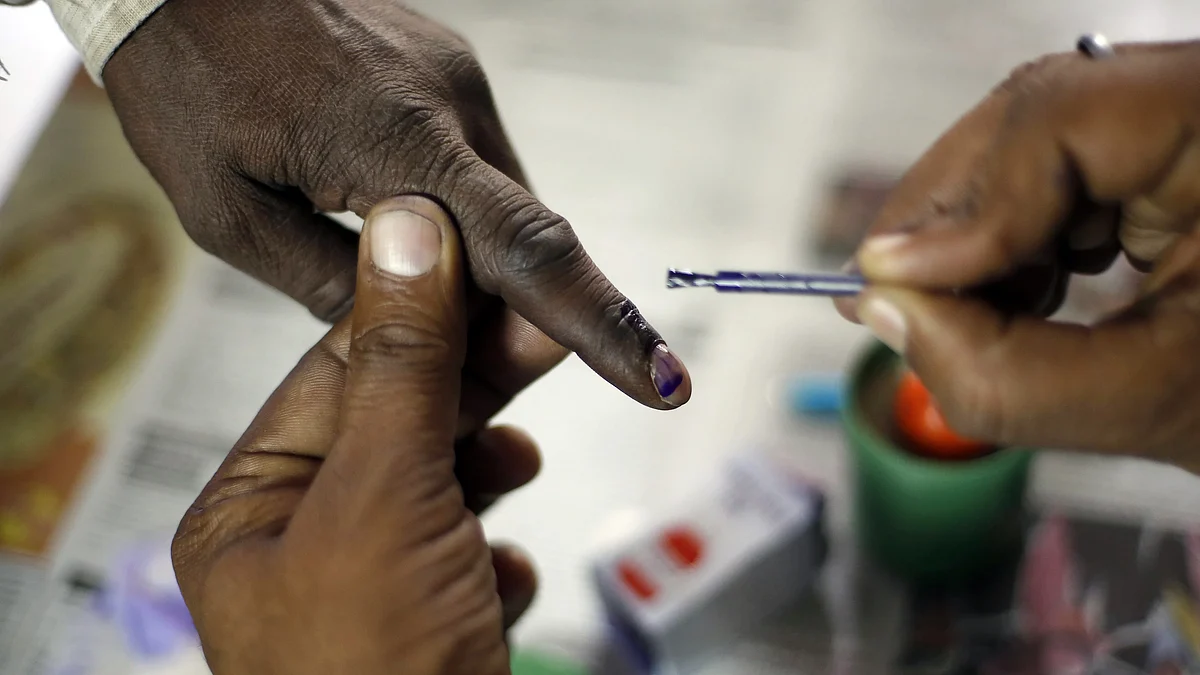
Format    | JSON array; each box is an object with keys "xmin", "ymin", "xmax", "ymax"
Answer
[{"xmin": 592, "ymin": 455, "xmax": 827, "ymax": 674}]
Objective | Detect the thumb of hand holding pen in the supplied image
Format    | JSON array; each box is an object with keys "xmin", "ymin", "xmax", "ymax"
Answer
[{"xmin": 836, "ymin": 35, "xmax": 1200, "ymax": 471}]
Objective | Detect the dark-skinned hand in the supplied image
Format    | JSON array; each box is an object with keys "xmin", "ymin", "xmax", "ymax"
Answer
[
  {"xmin": 103, "ymin": 0, "xmax": 691, "ymax": 439},
  {"xmin": 836, "ymin": 40, "xmax": 1200, "ymax": 471},
  {"xmin": 174, "ymin": 196, "xmax": 540, "ymax": 675}
]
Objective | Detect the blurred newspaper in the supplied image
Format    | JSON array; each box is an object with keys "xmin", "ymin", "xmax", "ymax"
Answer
[{"xmin": 0, "ymin": 73, "xmax": 328, "ymax": 675}]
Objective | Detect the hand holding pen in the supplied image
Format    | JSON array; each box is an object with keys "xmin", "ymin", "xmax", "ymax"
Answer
[
  {"xmin": 665, "ymin": 34, "xmax": 1200, "ymax": 473},
  {"xmin": 834, "ymin": 34, "xmax": 1200, "ymax": 471},
  {"xmin": 666, "ymin": 36, "xmax": 1115, "ymax": 303}
]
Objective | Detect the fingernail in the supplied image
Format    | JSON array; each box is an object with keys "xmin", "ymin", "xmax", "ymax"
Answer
[
  {"xmin": 861, "ymin": 233, "xmax": 908, "ymax": 256},
  {"xmin": 858, "ymin": 233, "xmax": 909, "ymax": 276},
  {"xmin": 858, "ymin": 295, "xmax": 908, "ymax": 354},
  {"xmin": 369, "ymin": 210, "xmax": 442, "ymax": 277},
  {"xmin": 650, "ymin": 343, "xmax": 690, "ymax": 407}
]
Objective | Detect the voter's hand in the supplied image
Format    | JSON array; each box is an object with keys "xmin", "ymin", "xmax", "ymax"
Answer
[{"xmin": 104, "ymin": 0, "xmax": 691, "ymax": 432}]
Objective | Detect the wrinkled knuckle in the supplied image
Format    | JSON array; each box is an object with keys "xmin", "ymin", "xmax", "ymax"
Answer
[
  {"xmin": 172, "ymin": 173, "xmax": 250, "ymax": 257},
  {"xmin": 365, "ymin": 105, "xmax": 440, "ymax": 166},
  {"xmin": 178, "ymin": 205, "xmax": 235, "ymax": 257},
  {"xmin": 354, "ymin": 319, "xmax": 459, "ymax": 369},
  {"xmin": 340, "ymin": 106, "xmax": 461, "ymax": 210},
  {"xmin": 995, "ymin": 55, "xmax": 1070, "ymax": 126},
  {"xmin": 443, "ymin": 49, "xmax": 491, "ymax": 102},
  {"xmin": 1004, "ymin": 88, "xmax": 1052, "ymax": 131},
  {"xmin": 388, "ymin": 99, "xmax": 445, "ymax": 139},
  {"xmin": 1000, "ymin": 55, "xmax": 1049, "ymax": 87},
  {"xmin": 350, "ymin": 71, "xmax": 447, "ymax": 146},
  {"xmin": 170, "ymin": 518, "xmax": 200, "ymax": 574},
  {"xmin": 424, "ymin": 142, "xmax": 481, "ymax": 193},
  {"xmin": 289, "ymin": 130, "xmax": 351, "ymax": 203},
  {"xmin": 463, "ymin": 189, "xmax": 584, "ymax": 290},
  {"xmin": 171, "ymin": 504, "xmax": 223, "ymax": 583},
  {"xmin": 996, "ymin": 54, "xmax": 1066, "ymax": 98},
  {"xmin": 498, "ymin": 210, "xmax": 583, "ymax": 278}
]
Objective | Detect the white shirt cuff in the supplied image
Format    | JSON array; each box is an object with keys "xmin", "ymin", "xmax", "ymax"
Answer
[{"xmin": 44, "ymin": 0, "xmax": 169, "ymax": 83}]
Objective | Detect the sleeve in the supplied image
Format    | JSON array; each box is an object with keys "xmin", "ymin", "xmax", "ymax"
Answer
[{"xmin": 43, "ymin": 0, "xmax": 169, "ymax": 83}]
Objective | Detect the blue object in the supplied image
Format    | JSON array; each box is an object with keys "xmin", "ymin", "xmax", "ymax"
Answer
[
  {"xmin": 787, "ymin": 376, "xmax": 845, "ymax": 417},
  {"xmin": 666, "ymin": 269, "xmax": 865, "ymax": 296}
]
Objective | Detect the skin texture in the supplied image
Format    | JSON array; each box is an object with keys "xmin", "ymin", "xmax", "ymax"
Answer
[
  {"xmin": 174, "ymin": 196, "xmax": 538, "ymax": 675},
  {"xmin": 103, "ymin": 0, "xmax": 691, "ymax": 419},
  {"xmin": 836, "ymin": 40, "xmax": 1200, "ymax": 470}
]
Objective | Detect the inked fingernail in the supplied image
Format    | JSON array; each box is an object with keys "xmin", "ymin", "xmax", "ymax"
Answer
[
  {"xmin": 858, "ymin": 295, "xmax": 908, "ymax": 354},
  {"xmin": 369, "ymin": 210, "xmax": 442, "ymax": 277},
  {"xmin": 650, "ymin": 343, "xmax": 690, "ymax": 406}
]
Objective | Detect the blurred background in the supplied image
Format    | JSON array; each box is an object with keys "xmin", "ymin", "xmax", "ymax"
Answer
[{"xmin": 6, "ymin": 1, "xmax": 1200, "ymax": 674}]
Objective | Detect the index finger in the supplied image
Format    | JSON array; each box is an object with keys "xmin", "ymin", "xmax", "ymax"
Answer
[
  {"xmin": 856, "ymin": 43, "xmax": 1199, "ymax": 288},
  {"xmin": 833, "ymin": 80, "xmax": 1015, "ymax": 323},
  {"xmin": 434, "ymin": 154, "xmax": 693, "ymax": 411}
]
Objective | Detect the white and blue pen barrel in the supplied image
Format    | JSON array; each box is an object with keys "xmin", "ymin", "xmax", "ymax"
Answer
[
  {"xmin": 708, "ymin": 271, "xmax": 865, "ymax": 295},
  {"xmin": 666, "ymin": 269, "xmax": 865, "ymax": 296}
]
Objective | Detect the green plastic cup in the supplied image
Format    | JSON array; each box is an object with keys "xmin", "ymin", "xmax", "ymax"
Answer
[{"xmin": 842, "ymin": 342, "xmax": 1034, "ymax": 584}]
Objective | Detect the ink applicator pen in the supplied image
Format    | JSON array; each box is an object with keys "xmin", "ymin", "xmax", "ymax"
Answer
[{"xmin": 666, "ymin": 269, "xmax": 865, "ymax": 297}]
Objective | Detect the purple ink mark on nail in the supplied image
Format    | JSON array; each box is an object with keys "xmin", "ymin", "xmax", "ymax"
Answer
[{"xmin": 651, "ymin": 344, "xmax": 684, "ymax": 399}]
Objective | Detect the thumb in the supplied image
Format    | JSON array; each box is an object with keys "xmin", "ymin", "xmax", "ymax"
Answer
[
  {"xmin": 298, "ymin": 195, "xmax": 510, "ymax": 674},
  {"xmin": 314, "ymin": 195, "xmax": 469, "ymax": 538},
  {"xmin": 853, "ymin": 128, "xmax": 1070, "ymax": 291}
]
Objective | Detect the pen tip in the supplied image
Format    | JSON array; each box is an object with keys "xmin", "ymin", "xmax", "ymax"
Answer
[{"xmin": 666, "ymin": 268, "xmax": 693, "ymax": 289}]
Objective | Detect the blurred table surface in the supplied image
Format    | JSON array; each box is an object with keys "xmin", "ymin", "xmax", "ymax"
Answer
[{"xmin": 9, "ymin": 0, "xmax": 1200, "ymax": 673}]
